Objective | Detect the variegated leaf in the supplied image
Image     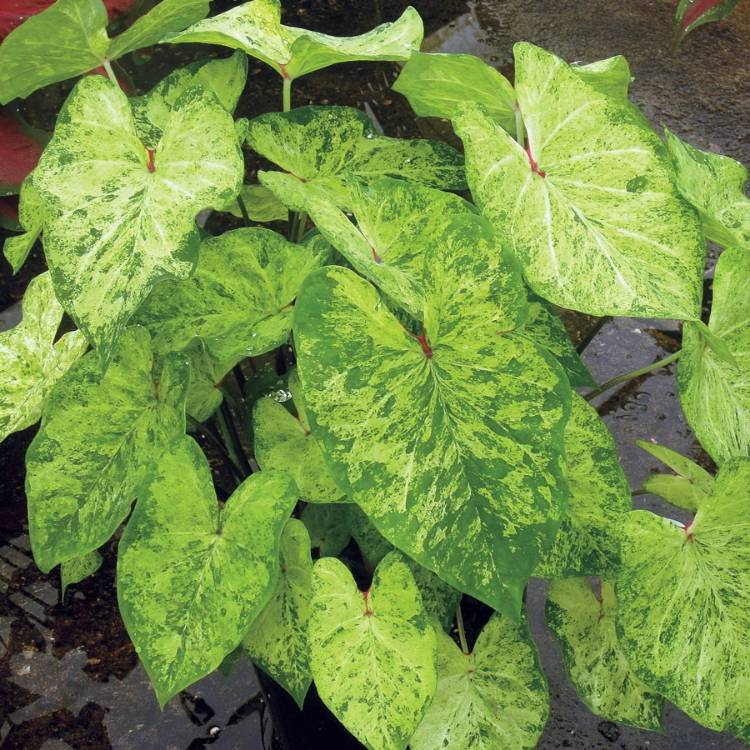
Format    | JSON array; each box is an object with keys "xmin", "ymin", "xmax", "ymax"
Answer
[
  {"xmin": 678, "ymin": 247, "xmax": 750, "ymax": 464},
  {"xmin": 32, "ymin": 75, "xmax": 243, "ymax": 364},
  {"xmin": 3, "ymin": 175, "xmax": 44, "ymax": 273},
  {"xmin": 453, "ymin": 43, "xmax": 705, "ymax": 320},
  {"xmin": 0, "ymin": 272, "xmax": 87, "ymax": 442},
  {"xmin": 243, "ymin": 518, "xmax": 313, "ymax": 708},
  {"xmin": 26, "ymin": 327, "xmax": 188, "ymax": 572},
  {"xmin": 118, "ymin": 435, "xmax": 297, "ymax": 706},
  {"xmin": 60, "ymin": 550, "xmax": 102, "ymax": 597},
  {"xmin": 309, "ymin": 552, "xmax": 437, "ymax": 750},
  {"xmin": 164, "ymin": 0, "xmax": 422, "ymax": 81},
  {"xmin": 616, "ymin": 458, "xmax": 750, "ymax": 742},
  {"xmin": 293, "ymin": 214, "xmax": 570, "ymax": 616},
  {"xmin": 571, "ymin": 56, "xmax": 632, "ymax": 102},
  {"xmin": 547, "ymin": 578, "xmax": 663, "ymax": 730},
  {"xmin": 535, "ymin": 394, "xmax": 630, "ymax": 579},
  {"xmin": 675, "ymin": 0, "xmax": 742, "ymax": 40},
  {"xmin": 411, "ymin": 613, "xmax": 549, "ymax": 750}
]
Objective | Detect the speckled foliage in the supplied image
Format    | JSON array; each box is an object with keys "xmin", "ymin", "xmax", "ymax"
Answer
[
  {"xmin": 32, "ymin": 75, "xmax": 243, "ymax": 364},
  {"xmin": 453, "ymin": 43, "xmax": 705, "ymax": 320},
  {"xmin": 294, "ymin": 214, "xmax": 570, "ymax": 617},
  {"xmin": 616, "ymin": 458, "xmax": 750, "ymax": 742},
  {"xmin": 309, "ymin": 552, "xmax": 437, "ymax": 750},
  {"xmin": 678, "ymin": 247, "xmax": 750, "ymax": 464},
  {"xmin": 301, "ymin": 503, "xmax": 351, "ymax": 556},
  {"xmin": 243, "ymin": 519, "xmax": 313, "ymax": 708},
  {"xmin": 547, "ymin": 578, "xmax": 663, "ymax": 730},
  {"xmin": 0, "ymin": 272, "xmax": 87, "ymax": 442},
  {"xmin": 3, "ymin": 176, "xmax": 44, "ymax": 272},
  {"xmin": 26, "ymin": 327, "xmax": 189, "ymax": 572},
  {"xmin": 164, "ymin": 0, "xmax": 422, "ymax": 81},
  {"xmin": 410, "ymin": 613, "xmax": 549, "ymax": 750},
  {"xmin": 534, "ymin": 393, "xmax": 630, "ymax": 579},
  {"xmin": 118, "ymin": 435, "xmax": 297, "ymax": 707},
  {"xmin": 60, "ymin": 550, "xmax": 103, "ymax": 597}
]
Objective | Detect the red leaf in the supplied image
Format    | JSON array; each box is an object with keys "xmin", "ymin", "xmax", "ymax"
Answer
[
  {"xmin": 0, "ymin": 0, "xmax": 136, "ymax": 39},
  {"xmin": 682, "ymin": 0, "xmax": 723, "ymax": 28},
  {"xmin": 0, "ymin": 111, "xmax": 44, "ymax": 193}
]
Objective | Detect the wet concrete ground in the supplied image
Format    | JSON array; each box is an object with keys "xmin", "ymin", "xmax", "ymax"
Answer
[{"xmin": 1, "ymin": 0, "xmax": 749, "ymax": 748}]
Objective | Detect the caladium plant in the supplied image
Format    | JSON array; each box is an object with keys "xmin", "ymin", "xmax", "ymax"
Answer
[{"xmin": 1, "ymin": 1, "xmax": 749, "ymax": 748}]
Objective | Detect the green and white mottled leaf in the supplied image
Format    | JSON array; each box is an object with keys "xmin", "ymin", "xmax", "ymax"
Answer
[
  {"xmin": 0, "ymin": 273, "xmax": 88, "ymax": 442},
  {"xmin": 616, "ymin": 458, "xmax": 750, "ymax": 741},
  {"xmin": 547, "ymin": 578, "xmax": 663, "ymax": 730},
  {"xmin": 60, "ymin": 550, "xmax": 103, "ymax": 597},
  {"xmin": 678, "ymin": 247, "xmax": 750, "ymax": 464},
  {"xmin": 392, "ymin": 51, "xmax": 516, "ymax": 134},
  {"xmin": 118, "ymin": 435, "xmax": 297, "ymax": 706},
  {"xmin": 411, "ymin": 613, "xmax": 549, "ymax": 750},
  {"xmin": 453, "ymin": 43, "xmax": 704, "ymax": 320},
  {"xmin": 164, "ymin": 0, "xmax": 422, "ymax": 81},
  {"xmin": 665, "ymin": 128, "xmax": 750, "ymax": 249},
  {"xmin": 3, "ymin": 176, "xmax": 44, "ymax": 273},
  {"xmin": 637, "ymin": 439, "xmax": 714, "ymax": 512},
  {"xmin": 135, "ymin": 227, "xmax": 327, "ymax": 367},
  {"xmin": 301, "ymin": 503, "xmax": 350, "ymax": 557},
  {"xmin": 571, "ymin": 56, "xmax": 632, "ymax": 103},
  {"xmin": 248, "ymin": 106, "xmax": 465, "ymax": 197},
  {"xmin": 262, "ymin": 172, "xmax": 475, "ymax": 318},
  {"xmin": 33, "ymin": 75, "xmax": 243, "ymax": 364},
  {"xmin": 309, "ymin": 552, "xmax": 437, "ymax": 750},
  {"xmin": 0, "ymin": 0, "xmax": 210, "ymax": 104},
  {"xmin": 223, "ymin": 184, "xmax": 288, "ymax": 223},
  {"xmin": 294, "ymin": 214, "xmax": 570, "ymax": 616},
  {"xmin": 521, "ymin": 297, "xmax": 595, "ymax": 387},
  {"xmin": 131, "ymin": 52, "xmax": 248, "ymax": 147},
  {"xmin": 253, "ymin": 370, "xmax": 345, "ymax": 504},
  {"xmin": 535, "ymin": 394, "xmax": 630, "ymax": 579},
  {"xmin": 26, "ymin": 327, "xmax": 188, "ymax": 573},
  {"xmin": 243, "ymin": 519, "xmax": 313, "ymax": 708}
]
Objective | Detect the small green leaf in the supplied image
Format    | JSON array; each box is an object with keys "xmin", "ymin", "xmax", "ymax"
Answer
[
  {"xmin": 293, "ymin": 214, "xmax": 570, "ymax": 616},
  {"xmin": 410, "ymin": 613, "xmax": 549, "ymax": 750},
  {"xmin": 0, "ymin": 272, "xmax": 88, "ymax": 443},
  {"xmin": 181, "ymin": 339, "xmax": 228, "ymax": 422},
  {"xmin": 309, "ymin": 552, "xmax": 437, "ymax": 750},
  {"xmin": 222, "ymin": 184, "xmax": 288, "ymax": 223},
  {"xmin": 32, "ymin": 75, "xmax": 243, "ymax": 364},
  {"xmin": 26, "ymin": 327, "xmax": 188, "ymax": 573},
  {"xmin": 637, "ymin": 439, "xmax": 714, "ymax": 511},
  {"xmin": 253, "ymin": 370, "xmax": 345, "ymax": 504},
  {"xmin": 521, "ymin": 297, "xmax": 595, "ymax": 387},
  {"xmin": 348, "ymin": 504, "xmax": 394, "ymax": 568},
  {"xmin": 60, "ymin": 550, "xmax": 103, "ymax": 597},
  {"xmin": 571, "ymin": 56, "xmax": 632, "ymax": 102},
  {"xmin": 243, "ymin": 519, "xmax": 313, "ymax": 708},
  {"xmin": 164, "ymin": 0, "xmax": 423, "ymax": 81},
  {"xmin": 547, "ymin": 578, "xmax": 663, "ymax": 730},
  {"xmin": 301, "ymin": 504, "xmax": 351, "ymax": 557},
  {"xmin": 248, "ymin": 106, "xmax": 465, "ymax": 196},
  {"xmin": 118, "ymin": 435, "xmax": 297, "ymax": 707},
  {"xmin": 3, "ymin": 176, "xmax": 44, "ymax": 273},
  {"xmin": 664, "ymin": 128, "xmax": 749, "ymax": 249},
  {"xmin": 616, "ymin": 458, "xmax": 750, "ymax": 742},
  {"xmin": 535, "ymin": 394, "xmax": 630, "ymax": 579},
  {"xmin": 407, "ymin": 561, "xmax": 460, "ymax": 633},
  {"xmin": 453, "ymin": 43, "xmax": 705, "ymax": 321},
  {"xmin": 678, "ymin": 247, "xmax": 750, "ymax": 464},
  {"xmin": 131, "ymin": 52, "xmax": 248, "ymax": 147},
  {"xmin": 393, "ymin": 51, "xmax": 516, "ymax": 133}
]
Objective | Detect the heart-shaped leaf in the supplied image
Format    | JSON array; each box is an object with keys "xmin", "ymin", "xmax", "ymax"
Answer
[
  {"xmin": 243, "ymin": 518, "xmax": 313, "ymax": 708},
  {"xmin": 665, "ymin": 128, "xmax": 750, "ymax": 250},
  {"xmin": 32, "ymin": 75, "xmax": 243, "ymax": 364},
  {"xmin": 118, "ymin": 435, "xmax": 297, "ymax": 706},
  {"xmin": 453, "ymin": 43, "xmax": 704, "ymax": 320},
  {"xmin": 547, "ymin": 578, "xmax": 663, "ymax": 730},
  {"xmin": 678, "ymin": 247, "xmax": 750, "ymax": 464},
  {"xmin": 60, "ymin": 549, "xmax": 102, "ymax": 597},
  {"xmin": 0, "ymin": 110, "xmax": 45, "ymax": 195},
  {"xmin": 0, "ymin": 0, "xmax": 210, "ymax": 103},
  {"xmin": 675, "ymin": 0, "xmax": 742, "ymax": 40},
  {"xmin": 410, "ymin": 613, "xmax": 549, "ymax": 750},
  {"xmin": 309, "ymin": 552, "xmax": 437, "ymax": 750},
  {"xmin": 0, "ymin": 272, "xmax": 87, "ymax": 442},
  {"xmin": 3, "ymin": 175, "xmax": 44, "ymax": 273},
  {"xmin": 615, "ymin": 458, "xmax": 750, "ymax": 742},
  {"xmin": 534, "ymin": 394, "xmax": 630, "ymax": 579},
  {"xmin": 253, "ymin": 370, "xmax": 346, "ymax": 504},
  {"xmin": 131, "ymin": 52, "xmax": 248, "ymax": 147},
  {"xmin": 301, "ymin": 503, "xmax": 351, "ymax": 557},
  {"xmin": 164, "ymin": 0, "xmax": 422, "ymax": 82},
  {"xmin": 293, "ymin": 214, "xmax": 570, "ymax": 616},
  {"xmin": 26, "ymin": 327, "xmax": 188, "ymax": 572}
]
